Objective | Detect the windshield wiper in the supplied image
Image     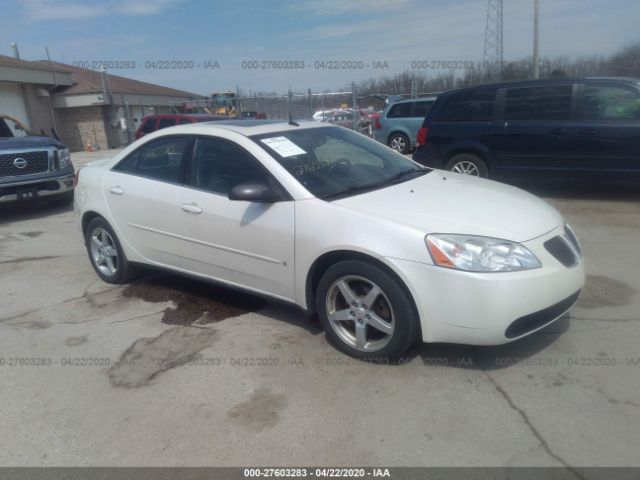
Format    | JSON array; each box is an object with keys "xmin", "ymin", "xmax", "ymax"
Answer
[{"xmin": 321, "ymin": 168, "xmax": 428, "ymax": 201}]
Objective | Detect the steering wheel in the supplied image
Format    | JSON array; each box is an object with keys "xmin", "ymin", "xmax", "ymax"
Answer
[{"xmin": 328, "ymin": 158, "xmax": 352, "ymax": 175}]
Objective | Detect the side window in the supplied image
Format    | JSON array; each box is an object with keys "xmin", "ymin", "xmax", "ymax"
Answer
[
  {"xmin": 157, "ymin": 118, "xmax": 176, "ymax": 129},
  {"xmin": 414, "ymin": 101, "xmax": 433, "ymax": 118},
  {"xmin": 504, "ymin": 85, "xmax": 573, "ymax": 121},
  {"xmin": 581, "ymin": 85, "xmax": 640, "ymax": 121},
  {"xmin": 189, "ymin": 137, "xmax": 272, "ymax": 195},
  {"xmin": 139, "ymin": 118, "xmax": 156, "ymax": 133},
  {"xmin": 113, "ymin": 136, "xmax": 187, "ymax": 183},
  {"xmin": 387, "ymin": 103, "xmax": 411, "ymax": 118},
  {"xmin": 437, "ymin": 89, "xmax": 496, "ymax": 121}
]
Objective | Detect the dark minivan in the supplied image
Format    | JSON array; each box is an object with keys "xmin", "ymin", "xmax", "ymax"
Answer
[{"xmin": 413, "ymin": 77, "xmax": 640, "ymax": 182}]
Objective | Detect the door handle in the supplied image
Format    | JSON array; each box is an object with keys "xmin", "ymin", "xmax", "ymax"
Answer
[
  {"xmin": 549, "ymin": 128, "xmax": 569, "ymax": 136},
  {"xmin": 108, "ymin": 186, "xmax": 124, "ymax": 195},
  {"xmin": 181, "ymin": 202, "xmax": 203, "ymax": 214},
  {"xmin": 578, "ymin": 128, "xmax": 598, "ymax": 136}
]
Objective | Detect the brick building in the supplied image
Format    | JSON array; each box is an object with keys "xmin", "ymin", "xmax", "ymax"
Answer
[{"xmin": 1, "ymin": 54, "xmax": 204, "ymax": 151}]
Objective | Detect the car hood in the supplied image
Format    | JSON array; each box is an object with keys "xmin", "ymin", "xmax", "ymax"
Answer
[
  {"xmin": 333, "ymin": 170, "xmax": 563, "ymax": 243},
  {"xmin": 0, "ymin": 136, "xmax": 64, "ymax": 149}
]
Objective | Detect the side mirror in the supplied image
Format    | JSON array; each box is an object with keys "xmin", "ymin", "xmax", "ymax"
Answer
[{"xmin": 228, "ymin": 181, "xmax": 282, "ymax": 203}]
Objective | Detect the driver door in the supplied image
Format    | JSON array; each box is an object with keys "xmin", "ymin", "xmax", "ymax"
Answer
[{"xmin": 177, "ymin": 136, "xmax": 295, "ymax": 300}]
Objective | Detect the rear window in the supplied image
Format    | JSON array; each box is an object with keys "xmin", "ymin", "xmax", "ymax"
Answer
[
  {"xmin": 387, "ymin": 102, "xmax": 412, "ymax": 118},
  {"xmin": 139, "ymin": 118, "xmax": 156, "ymax": 133},
  {"xmin": 158, "ymin": 118, "xmax": 176, "ymax": 129},
  {"xmin": 504, "ymin": 85, "xmax": 573, "ymax": 121},
  {"xmin": 436, "ymin": 89, "xmax": 496, "ymax": 122}
]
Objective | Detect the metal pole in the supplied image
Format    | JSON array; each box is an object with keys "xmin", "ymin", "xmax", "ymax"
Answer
[
  {"xmin": 533, "ymin": 0, "xmax": 540, "ymax": 78},
  {"xmin": 308, "ymin": 88, "xmax": 312, "ymax": 119},
  {"xmin": 351, "ymin": 82, "xmax": 357, "ymax": 130},
  {"xmin": 288, "ymin": 88, "xmax": 293, "ymax": 123}
]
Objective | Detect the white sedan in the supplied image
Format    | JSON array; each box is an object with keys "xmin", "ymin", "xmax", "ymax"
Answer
[{"xmin": 74, "ymin": 120, "xmax": 585, "ymax": 359}]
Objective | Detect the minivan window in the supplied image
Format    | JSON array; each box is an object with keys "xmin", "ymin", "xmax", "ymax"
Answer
[
  {"xmin": 581, "ymin": 85, "xmax": 640, "ymax": 121},
  {"xmin": 387, "ymin": 102, "xmax": 412, "ymax": 118},
  {"xmin": 504, "ymin": 85, "xmax": 572, "ymax": 121},
  {"xmin": 414, "ymin": 101, "xmax": 433, "ymax": 118},
  {"xmin": 189, "ymin": 137, "xmax": 272, "ymax": 195},
  {"xmin": 158, "ymin": 118, "xmax": 176, "ymax": 129},
  {"xmin": 437, "ymin": 89, "xmax": 496, "ymax": 122},
  {"xmin": 113, "ymin": 136, "xmax": 187, "ymax": 183}
]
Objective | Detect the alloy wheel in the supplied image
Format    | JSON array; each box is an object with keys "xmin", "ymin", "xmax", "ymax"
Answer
[
  {"xmin": 325, "ymin": 275, "xmax": 395, "ymax": 352},
  {"xmin": 390, "ymin": 136, "xmax": 407, "ymax": 152},
  {"xmin": 451, "ymin": 160, "xmax": 480, "ymax": 176},
  {"xmin": 89, "ymin": 227, "xmax": 118, "ymax": 277}
]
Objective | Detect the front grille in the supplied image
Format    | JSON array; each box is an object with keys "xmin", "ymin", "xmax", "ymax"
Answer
[
  {"xmin": 505, "ymin": 290, "xmax": 581, "ymax": 339},
  {"xmin": 544, "ymin": 235, "xmax": 577, "ymax": 267},
  {"xmin": 0, "ymin": 151, "xmax": 49, "ymax": 177}
]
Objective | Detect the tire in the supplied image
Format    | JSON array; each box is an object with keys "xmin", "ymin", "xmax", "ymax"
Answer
[
  {"xmin": 85, "ymin": 217, "xmax": 136, "ymax": 284},
  {"xmin": 315, "ymin": 260, "xmax": 419, "ymax": 360},
  {"xmin": 444, "ymin": 153, "xmax": 489, "ymax": 178},
  {"xmin": 49, "ymin": 191, "xmax": 74, "ymax": 207},
  {"xmin": 388, "ymin": 133, "xmax": 410, "ymax": 154}
]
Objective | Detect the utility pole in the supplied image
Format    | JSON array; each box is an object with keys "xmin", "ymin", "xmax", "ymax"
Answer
[
  {"xmin": 351, "ymin": 82, "xmax": 357, "ymax": 131},
  {"xmin": 483, "ymin": 0, "xmax": 504, "ymax": 80},
  {"xmin": 533, "ymin": 0, "xmax": 540, "ymax": 78}
]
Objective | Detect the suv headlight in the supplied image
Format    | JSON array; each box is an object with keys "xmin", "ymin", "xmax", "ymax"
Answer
[
  {"xmin": 56, "ymin": 148, "xmax": 70, "ymax": 169},
  {"xmin": 426, "ymin": 234, "xmax": 541, "ymax": 272}
]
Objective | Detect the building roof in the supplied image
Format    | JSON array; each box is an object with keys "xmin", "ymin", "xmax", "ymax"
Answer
[
  {"xmin": 34, "ymin": 60, "xmax": 204, "ymax": 99},
  {"xmin": 0, "ymin": 54, "xmax": 70, "ymax": 74}
]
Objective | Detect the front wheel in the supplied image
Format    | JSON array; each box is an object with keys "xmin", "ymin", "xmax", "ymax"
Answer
[
  {"xmin": 444, "ymin": 153, "xmax": 489, "ymax": 178},
  {"xmin": 315, "ymin": 260, "xmax": 420, "ymax": 360}
]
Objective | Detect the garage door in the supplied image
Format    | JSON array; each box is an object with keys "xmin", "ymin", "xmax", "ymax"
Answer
[{"xmin": 0, "ymin": 82, "xmax": 30, "ymax": 128}]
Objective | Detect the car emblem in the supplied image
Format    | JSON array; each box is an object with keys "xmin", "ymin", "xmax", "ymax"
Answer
[{"xmin": 13, "ymin": 157, "xmax": 28, "ymax": 169}]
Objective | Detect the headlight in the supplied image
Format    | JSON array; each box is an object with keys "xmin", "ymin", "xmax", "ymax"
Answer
[
  {"xmin": 56, "ymin": 148, "xmax": 70, "ymax": 169},
  {"xmin": 426, "ymin": 234, "xmax": 541, "ymax": 272}
]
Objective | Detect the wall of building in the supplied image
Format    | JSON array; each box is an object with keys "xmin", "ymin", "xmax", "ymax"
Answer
[
  {"xmin": 21, "ymin": 84, "xmax": 56, "ymax": 137},
  {"xmin": 54, "ymin": 106, "xmax": 109, "ymax": 152}
]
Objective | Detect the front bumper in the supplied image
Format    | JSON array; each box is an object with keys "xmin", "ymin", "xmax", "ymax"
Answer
[
  {"xmin": 386, "ymin": 225, "xmax": 585, "ymax": 345},
  {"xmin": 0, "ymin": 172, "xmax": 74, "ymax": 203}
]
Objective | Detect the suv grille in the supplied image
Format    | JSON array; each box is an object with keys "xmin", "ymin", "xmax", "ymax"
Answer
[
  {"xmin": 544, "ymin": 236, "xmax": 578, "ymax": 267},
  {"xmin": 0, "ymin": 151, "xmax": 49, "ymax": 177}
]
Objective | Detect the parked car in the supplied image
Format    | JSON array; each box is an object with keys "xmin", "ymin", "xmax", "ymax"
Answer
[
  {"xmin": 328, "ymin": 109, "xmax": 374, "ymax": 137},
  {"xmin": 413, "ymin": 77, "xmax": 640, "ymax": 181},
  {"xmin": 312, "ymin": 110, "xmax": 335, "ymax": 122},
  {"xmin": 0, "ymin": 114, "xmax": 74, "ymax": 205},
  {"xmin": 375, "ymin": 97, "xmax": 437, "ymax": 154},
  {"xmin": 135, "ymin": 113, "xmax": 228, "ymax": 139},
  {"xmin": 75, "ymin": 120, "xmax": 584, "ymax": 359}
]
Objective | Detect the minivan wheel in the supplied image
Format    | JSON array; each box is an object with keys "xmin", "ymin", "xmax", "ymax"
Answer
[
  {"xmin": 85, "ymin": 217, "xmax": 135, "ymax": 284},
  {"xmin": 445, "ymin": 153, "xmax": 489, "ymax": 178},
  {"xmin": 388, "ymin": 133, "xmax": 410, "ymax": 154},
  {"xmin": 316, "ymin": 260, "xmax": 419, "ymax": 360}
]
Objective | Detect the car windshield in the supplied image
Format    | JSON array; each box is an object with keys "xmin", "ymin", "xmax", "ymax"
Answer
[{"xmin": 251, "ymin": 126, "xmax": 430, "ymax": 200}]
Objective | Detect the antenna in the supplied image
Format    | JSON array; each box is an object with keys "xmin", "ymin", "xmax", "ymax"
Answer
[{"xmin": 483, "ymin": 0, "xmax": 504, "ymax": 80}]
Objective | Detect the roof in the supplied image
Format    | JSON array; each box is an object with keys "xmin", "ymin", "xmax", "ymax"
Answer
[
  {"xmin": 444, "ymin": 76, "xmax": 640, "ymax": 95},
  {"xmin": 388, "ymin": 96, "xmax": 438, "ymax": 104},
  {"xmin": 163, "ymin": 119, "xmax": 326, "ymax": 136},
  {"xmin": 33, "ymin": 60, "xmax": 205, "ymax": 98},
  {"xmin": 0, "ymin": 54, "xmax": 69, "ymax": 74}
]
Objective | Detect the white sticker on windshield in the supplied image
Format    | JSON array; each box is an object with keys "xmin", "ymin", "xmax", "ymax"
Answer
[{"xmin": 260, "ymin": 136, "xmax": 306, "ymax": 157}]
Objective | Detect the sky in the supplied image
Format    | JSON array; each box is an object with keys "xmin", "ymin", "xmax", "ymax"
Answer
[{"xmin": 1, "ymin": 0, "xmax": 639, "ymax": 96}]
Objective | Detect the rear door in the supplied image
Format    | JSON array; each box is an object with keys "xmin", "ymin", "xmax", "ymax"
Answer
[
  {"xmin": 103, "ymin": 135, "xmax": 191, "ymax": 266},
  {"xmin": 573, "ymin": 82, "xmax": 640, "ymax": 174},
  {"xmin": 177, "ymin": 136, "xmax": 295, "ymax": 300},
  {"xmin": 492, "ymin": 83, "xmax": 576, "ymax": 176}
]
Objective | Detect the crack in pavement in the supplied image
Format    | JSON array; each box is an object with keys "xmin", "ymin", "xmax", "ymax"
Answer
[
  {"xmin": 484, "ymin": 371, "xmax": 586, "ymax": 480},
  {"xmin": 0, "ymin": 285, "xmax": 122, "ymax": 324}
]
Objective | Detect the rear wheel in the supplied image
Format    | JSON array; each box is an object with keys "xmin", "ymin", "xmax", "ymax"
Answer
[
  {"xmin": 444, "ymin": 153, "xmax": 489, "ymax": 178},
  {"xmin": 85, "ymin": 217, "xmax": 136, "ymax": 284},
  {"xmin": 388, "ymin": 133, "xmax": 410, "ymax": 154},
  {"xmin": 315, "ymin": 260, "xmax": 419, "ymax": 360}
]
